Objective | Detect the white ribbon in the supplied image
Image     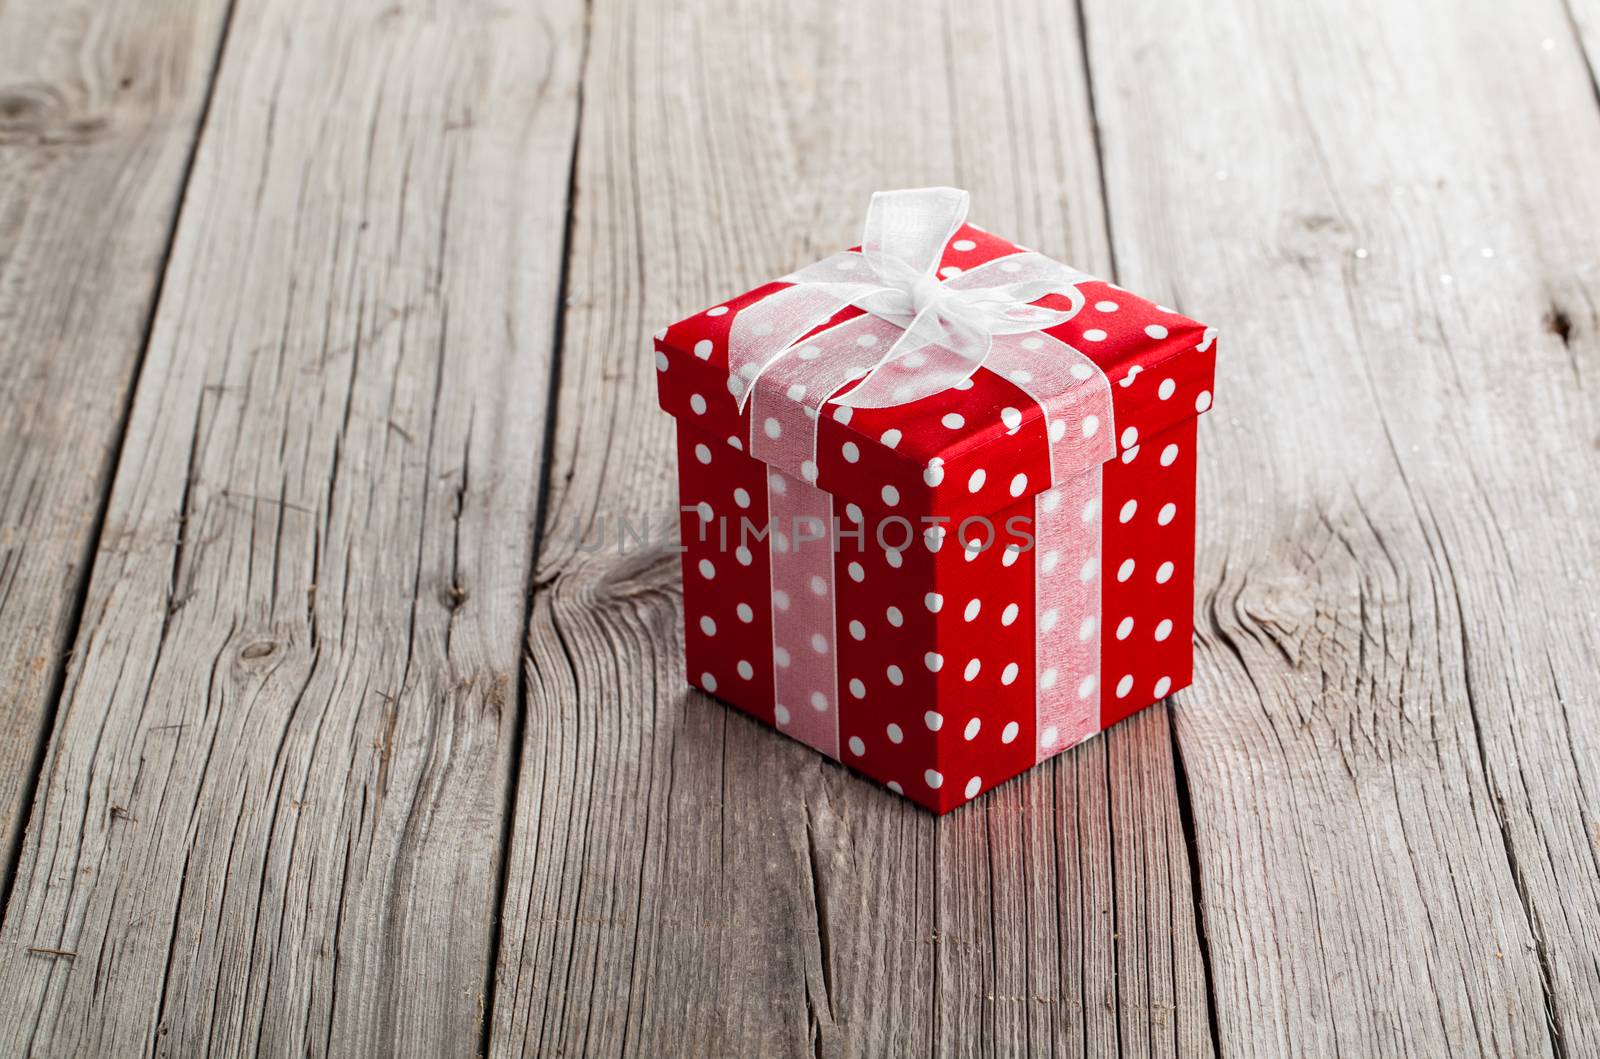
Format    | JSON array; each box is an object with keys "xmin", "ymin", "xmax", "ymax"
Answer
[
  {"xmin": 728, "ymin": 187, "xmax": 1115, "ymax": 768},
  {"xmin": 728, "ymin": 187, "xmax": 1095, "ymax": 411}
]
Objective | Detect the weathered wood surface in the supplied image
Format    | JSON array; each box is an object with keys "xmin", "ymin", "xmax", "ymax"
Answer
[
  {"xmin": 0, "ymin": 0, "xmax": 1598, "ymax": 1055},
  {"xmin": 1084, "ymin": 0, "xmax": 1600, "ymax": 1054},
  {"xmin": 486, "ymin": 3, "xmax": 1212, "ymax": 1057},
  {"xmin": 0, "ymin": 0, "xmax": 232, "ymax": 906},
  {"xmin": 0, "ymin": 0, "xmax": 582, "ymax": 1054}
]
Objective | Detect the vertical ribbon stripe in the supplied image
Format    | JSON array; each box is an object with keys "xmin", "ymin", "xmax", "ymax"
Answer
[{"xmin": 765, "ymin": 467, "xmax": 841, "ymax": 758}]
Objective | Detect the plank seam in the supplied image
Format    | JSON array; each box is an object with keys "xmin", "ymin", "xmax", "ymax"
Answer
[
  {"xmin": 1169, "ymin": 706, "xmax": 1223, "ymax": 1059},
  {"xmin": 0, "ymin": 0, "xmax": 243, "ymax": 924},
  {"xmin": 479, "ymin": 0, "xmax": 595, "ymax": 1050}
]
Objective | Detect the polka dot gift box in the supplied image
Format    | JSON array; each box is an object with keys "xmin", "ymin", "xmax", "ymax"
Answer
[{"xmin": 654, "ymin": 188, "xmax": 1217, "ymax": 813}]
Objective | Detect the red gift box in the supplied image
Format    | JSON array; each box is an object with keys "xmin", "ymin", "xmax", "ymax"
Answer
[{"xmin": 654, "ymin": 190, "xmax": 1216, "ymax": 813}]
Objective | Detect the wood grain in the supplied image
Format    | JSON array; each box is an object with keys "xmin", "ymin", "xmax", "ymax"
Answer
[
  {"xmin": 0, "ymin": 0, "xmax": 232, "ymax": 905},
  {"xmin": 0, "ymin": 0, "xmax": 582, "ymax": 1054},
  {"xmin": 1082, "ymin": 0, "xmax": 1600, "ymax": 1054},
  {"xmin": 486, "ymin": 0, "xmax": 1213, "ymax": 1056}
]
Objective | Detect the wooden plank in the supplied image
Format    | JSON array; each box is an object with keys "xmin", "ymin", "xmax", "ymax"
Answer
[
  {"xmin": 0, "ymin": 0, "xmax": 582, "ymax": 1053},
  {"xmin": 1082, "ymin": 0, "xmax": 1600, "ymax": 1054},
  {"xmin": 0, "ymin": 0, "xmax": 232, "ymax": 904},
  {"xmin": 488, "ymin": 0, "xmax": 1212, "ymax": 1055}
]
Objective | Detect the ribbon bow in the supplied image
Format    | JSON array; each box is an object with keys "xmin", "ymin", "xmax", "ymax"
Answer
[{"xmin": 728, "ymin": 187, "xmax": 1093, "ymax": 411}]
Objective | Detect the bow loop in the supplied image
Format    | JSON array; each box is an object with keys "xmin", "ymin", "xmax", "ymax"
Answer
[{"xmin": 724, "ymin": 188, "xmax": 1093, "ymax": 412}]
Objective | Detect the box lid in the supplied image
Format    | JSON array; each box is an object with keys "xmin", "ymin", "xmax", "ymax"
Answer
[{"xmin": 655, "ymin": 222, "xmax": 1216, "ymax": 520}]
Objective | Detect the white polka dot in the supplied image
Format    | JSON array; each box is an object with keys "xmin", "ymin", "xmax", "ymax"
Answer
[
  {"xmin": 1117, "ymin": 559, "xmax": 1135, "ymax": 581},
  {"xmin": 925, "ymin": 770, "xmax": 944, "ymax": 790},
  {"xmin": 1119, "ymin": 499, "xmax": 1137, "ymax": 523},
  {"xmin": 699, "ymin": 615, "xmax": 717, "ymax": 636},
  {"xmin": 655, "ymin": 351, "xmax": 670, "ymax": 371},
  {"xmin": 1001, "ymin": 662, "xmax": 1019, "ymax": 686},
  {"xmin": 880, "ymin": 428, "xmax": 902, "ymax": 448},
  {"xmin": 801, "ymin": 460, "xmax": 818, "ymax": 482},
  {"xmin": 1195, "ymin": 390, "xmax": 1212, "ymax": 413},
  {"xmin": 1120, "ymin": 426, "xmax": 1139, "ymax": 449},
  {"xmin": 769, "ymin": 473, "xmax": 787, "ymax": 495},
  {"xmin": 1116, "ymin": 617, "xmax": 1134, "ymax": 640},
  {"xmin": 786, "ymin": 384, "xmax": 807, "ymax": 402},
  {"xmin": 881, "ymin": 485, "xmax": 900, "ymax": 506},
  {"xmin": 1041, "ymin": 667, "xmax": 1058, "ymax": 690},
  {"xmin": 845, "ymin": 561, "xmax": 864, "ymax": 583},
  {"xmin": 1070, "ymin": 364, "xmax": 1094, "ymax": 380},
  {"xmin": 797, "ymin": 345, "xmax": 821, "ymax": 360},
  {"xmin": 810, "ymin": 690, "xmax": 829, "ymax": 711},
  {"xmin": 1095, "ymin": 300, "xmax": 1119, "ymax": 312},
  {"xmin": 941, "ymin": 413, "xmax": 965, "ymax": 429},
  {"xmin": 1001, "ymin": 406, "xmax": 1023, "ymax": 433},
  {"xmin": 925, "ymin": 593, "xmax": 943, "ymax": 613},
  {"xmin": 1080, "ymin": 557, "xmax": 1098, "ymax": 582},
  {"xmin": 810, "ymin": 575, "xmax": 827, "ymax": 597},
  {"xmin": 925, "ymin": 652, "xmax": 944, "ymax": 672},
  {"xmin": 1116, "ymin": 674, "xmax": 1133, "ymax": 698},
  {"xmin": 1041, "ymin": 726, "xmax": 1059, "ymax": 748},
  {"xmin": 964, "ymin": 776, "xmax": 982, "ymax": 799},
  {"xmin": 1154, "ymin": 676, "xmax": 1172, "ymax": 698},
  {"xmin": 737, "ymin": 602, "xmax": 754, "ymax": 622},
  {"xmin": 1010, "ymin": 473, "xmax": 1028, "ymax": 497},
  {"xmin": 1158, "ymin": 503, "xmax": 1176, "ymax": 526},
  {"xmin": 1154, "ymin": 619, "xmax": 1174, "ymax": 642},
  {"xmin": 1001, "ymin": 603, "xmax": 1020, "ymax": 626},
  {"xmin": 694, "ymin": 444, "xmax": 712, "ymax": 464},
  {"xmin": 951, "ymin": 238, "xmax": 976, "ymax": 251},
  {"xmin": 1078, "ymin": 674, "xmax": 1096, "ymax": 699},
  {"xmin": 1145, "ymin": 324, "xmax": 1169, "ymax": 339},
  {"xmin": 848, "ymin": 678, "xmax": 866, "ymax": 699},
  {"xmin": 1120, "ymin": 446, "xmax": 1140, "ymax": 464},
  {"xmin": 698, "ymin": 559, "xmax": 716, "ymax": 579},
  {"xmin": 733, "ymin": 487, "xmax": 751, "ymax": 508},
  {"xmin": 774, "ymin": 704, "xmax": 791, "ymax": 724},
  {"xmin": 1082, "ymin": 497, "xmax": 1100, "ymax": 522},
  {"xmin": 727, "ymin": 436, "xmax": 742, "ymax": 451},
  {"xmin": 1040, "ymin": 608, "xmax": 1059, "ymax": 633},
  {"xmin": 1160, "ymin": 443, "xmax": 1179, "ymax": 466},
  {"xmin": 856, "ymin": 333, "xmax": 878, "ymax": 347},
  {"xmin": 811, "ymin": 633, "xmax": 829, "ymax": 654},
  {"xmin": 842, "ymin": 441, "xmax": 860, "ymax": 463},
  {"xmin": 734, "ymin": 546, "xmax": 752, "ymax": 567},
  {"xmin": 848, "ymin": 735, "xmax": 865, "ymax": 756},
  {"xmin": 887, "ymin": 665, "xmax": 904, "ymax": 686},
  {"xmin": 834, "ymin": 404, "xmax": 855, "ymax": 427},
  {"xmin": 701, "ymin": 672, "xmax": 718, "ymax": 692},
  {"xmin": 844, "ymin": 503, "xmax": 863, "ymax": 524},
  {"xmin": 886, "ymin": 606, "xmax": 904, "ymax": 627},
  {"xmin": 694, "ymin": 339, "xmax": 713, "ymax": 359},
  {"xmin": 1082, "ymin": 415, "xmax": 1099, "ymax": 438},
  {"xmin": 1079, "ymin": 616, "xmax": 1097, "ymax": 641},
  {"xmin": 1001, "ymin": 721, "xmax": 1020, "ymax": 744},
  {"xmin": 1042, "ymin": 550, "xmax": 1060, "ymax": 574},
  {"xmin": 967, "ymin": 468, "xmax": 987, "ymax": 493},
  {"xmin": 924, "ymin": 710, "xmax": 944, "ymax": 731},
  {"xmin": 963, "ymin": 717, "xmax": 981, "ymax": 741},
  {"xmin": 1049, "ymin": 419, "xmax": 1067, "ymax": 443},
  {"xmin": 886, "ymin": 780, "xmax": 903, "ymax": 794},
  {"xmin": 925, "ymin": 461, "xmax": 946, "ymax": 487},
  {"xmin": 1156, "ymin": 561, "xmax": 1175, "ymax": 583},
  {"xmin": 752, "ymin": 323, "xmax": 774, "ymax": 336},
  {"xmin": 886, "ymin": 723, "xmax": 904, "ymax": 743},
  {"xmin": 1082, "ymin": 329, "xmax": 1107, "ymax": 342},
  {"xmin": 939, "ymin": 265, "xmax": 962, "ymax": 278},
  {"xmin": 774, "ymin": 590, "xmax": 791, "ymax": 611},
  {"xmin": 738, "ymin": 660, "xmax": 754, "ymax": 680},
  {"xmin": 1158, "ymin": 378, "xmax": 1176, "ymax": 400},
  {"xmin": 848, "ymin": 620, "xmax": 866, "ymax": 641},
  {"xmin": 706, "ymin": 305, "xmax": 729, "ymax": 317},
  {"xmin": 763, "ymin": 417, "xmax": 782, "ymax": 439}
]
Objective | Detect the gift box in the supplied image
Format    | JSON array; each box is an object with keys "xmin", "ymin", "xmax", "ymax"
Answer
[{"xmin": 654, "ymin": 188, "xmax": 1217, "ymax": 813}]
